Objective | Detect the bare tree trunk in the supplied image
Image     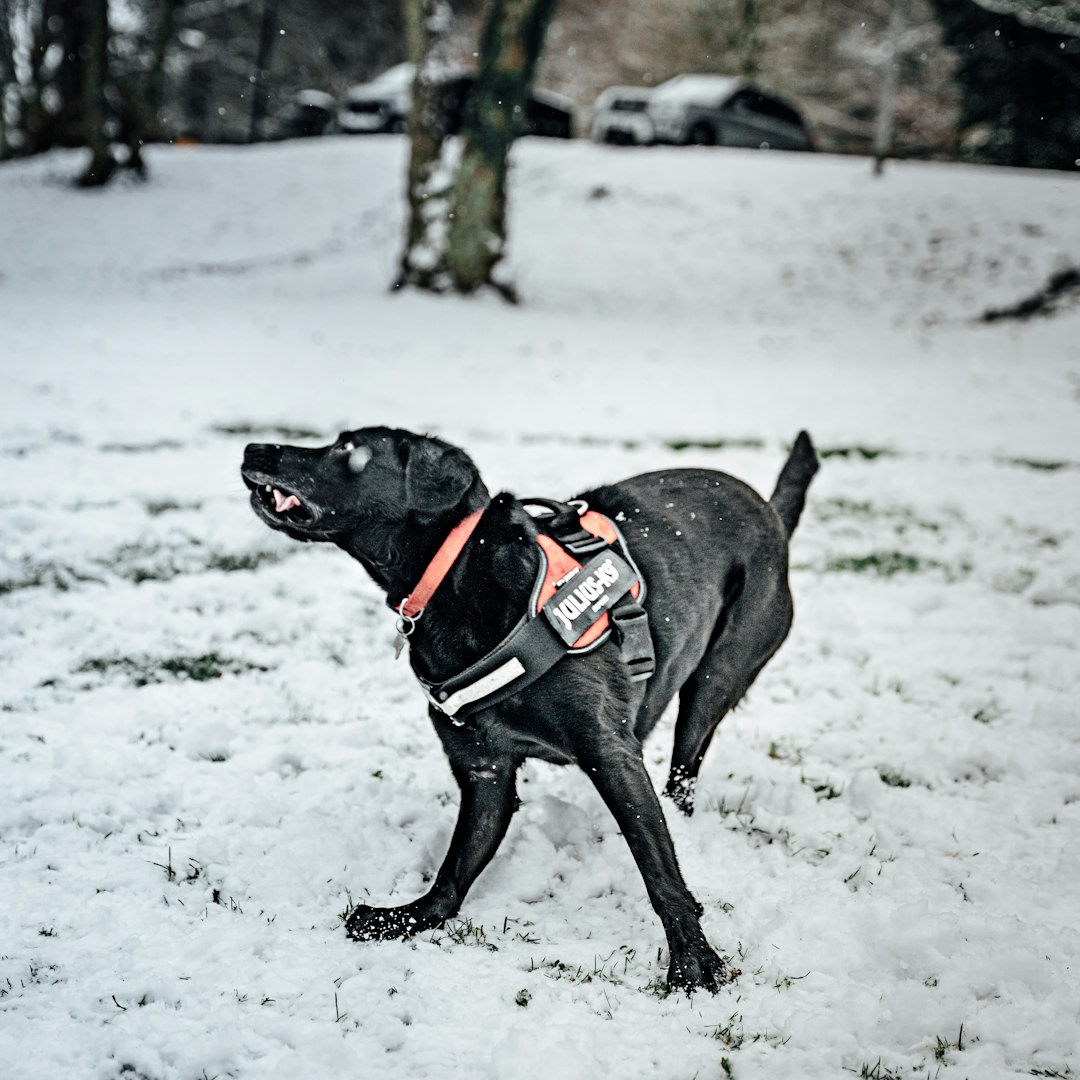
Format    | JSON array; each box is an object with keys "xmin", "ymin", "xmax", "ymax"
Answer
[
  {"xmin": 873, "ymin": 0, "xmax": 907, "ymax": 175},
  {"xmin": 444, "ymin": 0, "xmax": 558, "ymax": 297},
  {"xmin": 22, "ymin": 0, "xmax": 61, "ymax": 154},
  {"xmin": 395, "ymin": 0, "xmax": 559, "ymax": 299},
  {"xmin": 78, "ymin": 0, "xmax": 116, "ymax": 187},
  {"xmin": 736, "ymin": 0, "xmax": 762, "ymax": 79},
  {"xmin": 0, "ymin": 0, "xmax": 14, "ymax": 159},
  {"xmin": 115, "ymin": 0, "xmax": 181, "ymax": 176},
  {"xmin": 396, "ymin": 0, "xmax": 456, "ymax": 291},
  {"xmin": 248, "ymin": 0, "xmax": 277, "ymax": 143},
  {"xmin": 146, "ymin": 0, "xmax": 182, "ymax": 129}
]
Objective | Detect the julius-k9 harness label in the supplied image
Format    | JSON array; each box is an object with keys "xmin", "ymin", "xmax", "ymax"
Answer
[{"xmin": 541, "ymin": 551, "xmax": 637, "ymax": 647}]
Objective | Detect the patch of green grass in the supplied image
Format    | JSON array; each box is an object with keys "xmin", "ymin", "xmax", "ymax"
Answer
[
  {"xmin": 99, "ymin": 439, "xmax": 185, "ymax": 454},
  {"xmin": 814, "ymin": 496, "xmax": 877, "ymax": 520},
  {"xmin": 74, "ymin": 652, "xmax": 268, "ymax": 687},
  {"xmin": 528, "ymin": 947, "xmax": 638, "ymax": 987},
  {"xmin": 0, "ymin": 561, "xmax": 104, "ymax": 595},
  {"xmin": 768, "ymin": 740, "xmax": 804, "ymax": 765},
  {"xmin": 813, "ymin": 497, "xmax": 944, "ymax": 534},
  {"xmin": 428, "ymin": 917, "xmax": 498, "ymax": 952},
  {"xmin": 5, "ymin": 544, "xmax": 292, "ymax": 592},
  {"xmin": 973, "ymin": 701, "xmax": 1002, "ymax": 724},
  {"xmin": 999, "ymin": 457, "xmax": 1072, "ymax": 473},
  {"xmin": 213, "ymin": 422, "xmax": 324, "ymax": 441},
  {"xmin": 825, "ymin": 550, "xmax": 969, "ymax": 580},
  {"xmin": 817, "ymin": 445, "xmax": 896, "ymax": 461},
  {"xmin": 144, "ymin": 499, "xmax": 202, "ymax": 517},
  {"xmin": 204, "ymin": 551, "xmax": 286, "ymax": 574},
  {"xmin": 878, "ymin": 770, "xmax": 912, "ymax": 789},
  {"xmin": 705, "ymin": 1013, "xmax": 747, "ymax": 1048},
  {"xmin": 840, "ymin": 551, "xmax": 925, "ymax": 575},
  {"xmin": 665, "ymin": 437, "xmax": 766, "ymax": 452},
  {"xmin": 935, "ymin": 1023, "xmax": 966, "ymax": 1062},
  {"xmin": 124, "ymin": 545, "xmax": 287, "ymax": 581},
  {"xmin": 803, "ymin": 775, "xmax": 843, "ymax": 800},
  {"xmin": 844, "ymin": 1060, "xmax": 906, "ymax": 1080},
  {"xmin": 701, "ymin": 1011, "xmax": 790, "ymax": 1050},
  {"xmin": 712, "ymin": 792, "xmax": 828, "ymax": 859}
]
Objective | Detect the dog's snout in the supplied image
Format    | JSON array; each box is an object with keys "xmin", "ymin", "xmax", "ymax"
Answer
[{"xmin": 243, "ymin": 442, "xmax": 282, "ymax": 475}]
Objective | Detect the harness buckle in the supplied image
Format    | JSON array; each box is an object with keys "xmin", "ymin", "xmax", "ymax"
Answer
[
  {"xmin": 610, "ymin": 603, "xmax": 656, "ymax": 682},
  {"xmin": 561, "ymin": 532, "xmax": 609, "ymax": 555}
]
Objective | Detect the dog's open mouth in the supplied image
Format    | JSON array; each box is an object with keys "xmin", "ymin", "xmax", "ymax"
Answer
[{"xmin": 245, "ymin": 476, "xmax": 315, "ymax": 524}]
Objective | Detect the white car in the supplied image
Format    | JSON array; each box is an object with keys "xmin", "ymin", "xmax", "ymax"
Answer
[
  {"xmin": 590, "ymin": 86, "xmax": 654, "ymax": 146},
  {"xmin": 647, "ymin": 75, "xmax": 814, "ymax": 151},
  {"xmin": 338, "ymin": 63, "xmax": 414, "ymax": 135},
  {"xmin": 339, "ymin": 63, "xmax": 574, "ymax": 139}
]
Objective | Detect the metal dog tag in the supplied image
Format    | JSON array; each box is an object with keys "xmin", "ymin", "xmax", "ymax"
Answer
[{"xmin": 393, "ymin": 606, "xmax": 419, "ymax": 660}]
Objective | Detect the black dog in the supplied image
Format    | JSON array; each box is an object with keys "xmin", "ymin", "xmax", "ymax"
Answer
[{"xmin": 241, "ymin": 427, "xmax": 817, "ymax": 992}]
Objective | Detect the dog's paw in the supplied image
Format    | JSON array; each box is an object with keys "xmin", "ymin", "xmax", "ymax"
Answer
[
  {"xmin": 663, "ymin": 775, "xmax": 697, "ymax": 817},
  {"xmin": 344, "ymin": 903, "xmax": 438, "ymax": 941},
  {"xmin": 666, "ymin": 949, "xmax": 740, "ymax": 994}
]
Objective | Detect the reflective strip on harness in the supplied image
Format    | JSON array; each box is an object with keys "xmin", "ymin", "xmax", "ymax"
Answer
[{"xmin": 436, "ymin": 657, "xmax": 526, "ymax": 718}]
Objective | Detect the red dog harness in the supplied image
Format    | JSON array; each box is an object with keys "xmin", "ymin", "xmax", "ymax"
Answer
[{"xmin": 394, "ymin": 499, "xmax": 655, "ymax": 721}]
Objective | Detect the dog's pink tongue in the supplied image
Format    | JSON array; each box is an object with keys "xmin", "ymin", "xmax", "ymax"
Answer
[{"xmin": 273, "ymin": 489, "xmax": 301, "ymax": 513}]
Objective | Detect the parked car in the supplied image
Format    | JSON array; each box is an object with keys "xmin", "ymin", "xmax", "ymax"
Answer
[
  {"xmin": 338, "ymin": 63, "xmax": 413, "ymax": 134},
  {"xmin": 590, "ymin": 86, "xmax": 654, "ymax": 145},
  {"xmin": 647, "ymin": 75, "xmax": 814, "ymax": 151},
  {"xmin": 267, "ymin": 89, "xmax": 336, "ymax": 140},
  {"xmin": 338, "ymin": 63, "xmax": 574, "ymax": 139}
]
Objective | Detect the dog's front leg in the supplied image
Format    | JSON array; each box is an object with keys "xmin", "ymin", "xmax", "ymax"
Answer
[
  {"xmin": 346, "ymin": 750, "xmax": 519, "ymax": 942},
  {"xmin": 576, "ymin": 734, "xmax": 736, "ymax": 993}
]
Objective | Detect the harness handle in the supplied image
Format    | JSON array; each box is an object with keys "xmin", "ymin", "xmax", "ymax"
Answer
[{"xmin": 523, "ymin": 497, "xmax": 608, "ymax": 555}]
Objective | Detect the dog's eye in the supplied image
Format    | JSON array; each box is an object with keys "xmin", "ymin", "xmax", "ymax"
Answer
[
  {"xmin": 339, "ymin": 440, "xmax": 354, "ymax": 452},
  {"xmin": 348, "ymin": 445, "xmax": 373, "ymax": 474}
]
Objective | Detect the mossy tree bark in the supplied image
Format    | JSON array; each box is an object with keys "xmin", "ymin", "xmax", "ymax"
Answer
[
  {"xmin": 396, "ymin": 0, "xmax": 456, "ymax": 291},
  {"xmin": 0, "ymin": 0, "xmax": 14, "ymax": 159},
  {"xmin": 444, "ymin": 0, "xmax": 558, "ymax": 298},
  {"xmin": 873, "ymin": 0, "xmax": 907, "ymax": 176},
  {"xmin": 925, "ymin": 0, "xmax": 1080, "ymax": 169},
  {"xmin": 396, "ymin": 0, "xmax": 559, "ymax": 300},
  {"xmin": 146, "ymin": 0, "xmax": 182, "ymax": 131},
  {"xmin": 78, "ymin": 0, "xmax": 116, "ymax": 187},
  {"xmin": 248, "ymin": 0, "xmax": 278, "ymax": 143}
]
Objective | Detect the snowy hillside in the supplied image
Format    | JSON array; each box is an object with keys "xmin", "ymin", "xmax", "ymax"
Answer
[{"xmin": 1, "ymin": 137, "xmax": 1078, "ymax": 1080}]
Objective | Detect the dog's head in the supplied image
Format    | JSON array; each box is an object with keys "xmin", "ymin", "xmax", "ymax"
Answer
[{"xmin": 241, "ymin": 427, "xmax": 489, "ymax": 583}]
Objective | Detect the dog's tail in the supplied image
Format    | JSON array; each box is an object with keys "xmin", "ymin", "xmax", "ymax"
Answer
[{"xmin": 769, "ymin": 431, "xmax": 819, "ymax": 538}]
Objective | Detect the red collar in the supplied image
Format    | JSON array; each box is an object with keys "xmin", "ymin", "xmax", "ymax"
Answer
[{"xmin": 397, "ymin": 509, "xmax": 486, "ymax": 620}]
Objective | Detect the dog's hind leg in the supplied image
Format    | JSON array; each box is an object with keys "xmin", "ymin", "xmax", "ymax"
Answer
[{"xmin": 664, "ymin": 568, "xmax": 793, "ymax": 816}]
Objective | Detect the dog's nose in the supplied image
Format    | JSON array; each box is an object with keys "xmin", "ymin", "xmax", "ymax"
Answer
[{"xmin": 243, "ymin": 442, "xmax": 282, "ymax": 474}]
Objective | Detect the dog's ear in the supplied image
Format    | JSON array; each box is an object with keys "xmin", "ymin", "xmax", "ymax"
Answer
[{"xmin": 404, "ymin": 439, "xmax": 478, "ymax": 521}]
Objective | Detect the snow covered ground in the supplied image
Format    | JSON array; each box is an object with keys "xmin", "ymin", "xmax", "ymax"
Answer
[{"xmin": 1, "ymin": 137, "xmax": 1078, "ymax": 1080}]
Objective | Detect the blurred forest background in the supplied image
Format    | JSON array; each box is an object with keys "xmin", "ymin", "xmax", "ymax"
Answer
[{"xmin": 0, "ymin": 0, "xmax": 1077, "ymax": 172}]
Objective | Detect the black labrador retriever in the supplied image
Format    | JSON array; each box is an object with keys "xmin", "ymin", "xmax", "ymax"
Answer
[{"xmin": 241, "ymin": 427, "xmax": 817, "ymax": 992}]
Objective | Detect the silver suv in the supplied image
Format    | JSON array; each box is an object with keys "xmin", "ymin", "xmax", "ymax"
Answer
[{"xmin": 648, "ymin": 75, "xmax": 813, "ymax": 151}]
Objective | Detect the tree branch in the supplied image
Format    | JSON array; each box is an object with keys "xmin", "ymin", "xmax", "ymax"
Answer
[{"xmin": 963, "ymin": 0, "xmax": 1080, "ymax": 36}]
